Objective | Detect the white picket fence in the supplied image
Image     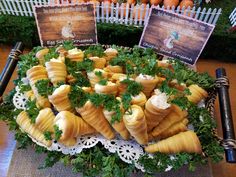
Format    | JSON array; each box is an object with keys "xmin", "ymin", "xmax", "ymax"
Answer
[
  {"xmin": 0, "ymin": 0, "xmax": 222, "ymax": 26},
  {"xmin": 229, "ymin": 8, "xmax": 236, "ymax": 27}
]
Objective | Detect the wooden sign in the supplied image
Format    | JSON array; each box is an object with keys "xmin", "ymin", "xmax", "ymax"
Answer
[
  {"xmin": 139, "ymin": 7, "xmax": 215, "ymax": 65},
  {"xmin": 34, "ymin": 4, "xmax": 97, "ymax": 46}
]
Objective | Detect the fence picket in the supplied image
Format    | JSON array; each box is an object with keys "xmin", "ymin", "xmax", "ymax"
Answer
[
  {"xmin": 25, "ymin": 0, "xmax": 33, "ymax": 16},
  {"xmin": 208, "ymin": 8, "xmax": 217, "ymax": 24},
  {"xmin": 144, "ymin": 4, "xmax": 149, "ymax": 26},
  {"xmin": 0, "ymin": 1, "xmax": 6, "ymax": 14},
  {"xmin": 95, "ymin": 4, "xmax": 99, "ymax": 22},
  {"xmin": 203, "ymin": 8, "xmax": 211, "ymax": 23},
  {"xmin": 212, "ymin": 8, "xmax": 222, "ymax": 25},
  {"xmin": 6, "ymin": 0, "xmax": 15, "ymax": 15},
  {"xmin": 115, "ymin": 3, "xmax": 119, "ymax": 24},
  {"xmin": 105, "ymin": 2, "xmax": 109, "ymax": 23},
  {"xmin": 10, "ymin": 0, "xmax": 20, "ymax": 16},
  {"xmin": 139, "ymin": 4, "xmax": 144, "ymax": 26},
  {"xmin": 176, "ymin": 5, "xmax": 180, "ymax": 14},
  {"xmin": 110, "ymin": 3, "xmax": 114, "ymax": 23},
  {"xmin": 15, "ymin": 0, "xmax": 24, "ymax": 16},
  {"xmin": 2, "ymin": 0, "xmax": 11, "ymax": 14},
  {"xmin": 198, "ymin": 7, "xmax": 206, "ymax": 21},
  {"xmin": 189, "ymin": 6, "xmax": 195, "ymax": 18},
  {"xmin": 124, "ymin": 3, "xmax": 129, "ymax": 25},
  {"xmin": 129, "ymin": 4, "xmax": 134, "ymax": 25},
  {"xmin": 134, "ymin": 4, "xmax": 138, "ymax": 26},
  {"xmin": 101, "ymin": 2, "xmax": 104, "ymax": 23},
  {"xmin": 120, "ymin": 4, "xmax": 124, "ymax": 25},
  {"xmin": 194, "ymin": 7, "xmax": 201, "ymax": 19}
]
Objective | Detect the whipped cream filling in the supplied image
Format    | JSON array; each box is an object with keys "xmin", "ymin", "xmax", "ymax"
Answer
[
  {"xmin": 150, "ymin": 92, "xmax": 170, "ymax": 109},
  {"xmin": 104, "ymin": 48, "xmax": 118, "ymax": 54},
  {"xmin": 53, "ymin": 85, "xmax": 69, "ymax": 95},
  {"xmin": 131, "ymin": 93, "xmax": 142, "ymax": 100},
  {"xmin": 137, "ymin": 74, "xmax": 154, "ymax": 80},
  {"xmin": 68, "ymin": 48, "xmax": 83, "ymax": 55},
  {"xmin": 50, "ymin": 58, "xmax": 62, "ymax": 63}
]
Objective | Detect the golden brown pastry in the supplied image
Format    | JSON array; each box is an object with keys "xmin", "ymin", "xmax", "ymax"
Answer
[
  {"xmin": 94, "ymin": 81, "xmax": 118, "ymax": 95},
  {"xmin": 131, "ymin": 92, "xmax": 147, "ymax": 108},
  {"xmin": 35, "ymin": 48, "xmax": 49, "ymax": 65},
  {"xmin": 135, "ymin": 74, "xmax": 159, "ymax": 97},
  {"xmin": 157, "ymin": 118, "xmax": 188, "ymax": 139},
  {"xmin": 144, "ymin": 93, "xmax": 171, "ymax": 132},
  {"xmin": 145, "ymin": 131, "xmax": 202, "ymax": 154},
  {"xmin": 45, "ymin": 59, "xmax": 67, "ymax": 86},
  {"xmin": 187, "ymin": 84, "xmax": 208, "ymax": 104},
  {"xmin": 16, "ymin": 111, "xmax": 52, "ymax": 147},
  {"xmin": 76, "ymin": 101, "xmax": 115, "ymax": 140},
  {"xmin": 103, "ymin": 98, "xmax": 130, "ymax": 140},
  {"xmin": 35, "ymin": 108, "xmax": 55, "ymax": 133},
  {"xmin": 104, "ymin": 65, "xmax": 123, "ymax": 77},
  {"xmin": 67, "ymin": 48, "xmax": 84, "ymax": 62},
  {"xmin": 151, "ymin": 104, "xmax": 188, "ymax": 137},
  {"xmin": 89, "ymin": 56, "xmax": 106, "ymax": 69},
  {"xmin": 26, "ymin": 65, "xmax": 51, "ymax": 108},
  {"xmin": 123, "ymin": 105, "xmax": 148, "ymax": 145},
  {"xmin": 54, "ymin": 111, "xmax": 96, "ymax": 143},
  {"xmin": 104, "ymin": 48, "xmax": 118, "ymax": 61},
  {"xmin": 87, "ymin": 69, "xmax": 108, "ymax": 87},
  {"xmin": 49, "ymin": 85, "xmax": 73, "ymax": 112}
]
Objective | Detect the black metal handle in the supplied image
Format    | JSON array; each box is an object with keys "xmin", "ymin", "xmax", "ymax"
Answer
[
  {"xmin": 0, "ymin": 42, "xmax": 24, "ymax": 97},
  {"xmin": 216, "ymin": 68, "xmax": 236, "ymax": 163}
]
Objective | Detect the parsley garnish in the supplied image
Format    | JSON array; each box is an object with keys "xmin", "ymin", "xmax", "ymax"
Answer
[
  {"xmin": 35, "ymin": 79, "xmax": 53, "ymax": 97},
  {"xmin": 44, "ymin": 47, "xmax": 59, "ymax": 63},
  {"xmin": 84, "ymin": 44, "xmax": 105, "ymax": 57},
  {"xmin": 18, "ymin": 80, "xmax": 31, "ymax": 93},
  {"xmin": 63, "ymin": 40, "xmax": 75, "ymax": 50},
  {"xmin": 53, "ymin": 125, "xmax": 62, "ymax": 141},
  {"xmin": 44, "ymin": 131, "xmax": 52, "ymax": 141},
  {"xmin": 25, "ymin": 100, "xmax": 40, "ymax": 123},
  {"xmin": 68, "ymin": 85, "xmax": 88, "ymax": 108},
  {"xmin": 98, "ymin": 79, "xmax": 108, "ymax": 85},
  {"xmin": 121, "ymin": 79, "xmax": 143, "ymax": 96}
]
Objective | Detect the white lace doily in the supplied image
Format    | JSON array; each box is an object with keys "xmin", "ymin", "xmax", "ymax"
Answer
[
  {"xmin": 13, "ymin": 86, "xmax": 152, "ymax": 171},
  {"xmin": 14, "ymin": 79, "xmax": 207, "ymax": 172}
]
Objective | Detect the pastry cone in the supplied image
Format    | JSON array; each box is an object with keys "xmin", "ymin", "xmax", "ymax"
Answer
[
  {"xmin": 76, "ymin": 101, "xmax": 115, "ymax": 140},
  {"xmin": 59, "ymin": 138, "xmax": 77, "ymax": 147},
  {"xmin": 135, "ymin": 74, "xmax": 159, "ymax": 97},
  {"xmin": 94, "ymin": 81, "xmax": 118, "ymax": 95},
  {"xmin": 187, "ymin": 84, "xmax": 208, "ymax": 104},
  {"xmin": 104, "ymin": 48, "xmax": 118, "ymax": 61},
  {"xmin": 89, "ymin": 56, "xmax": 106, "ymax": 69},
  {"xmin": 116, "ymin": 75, "xmax": 134, "ymax": 94},
  {"xmin": 24, "ymin": 90, "xmax": 35, "ymax": 101},
  {"xmin": 26, "ymin": 65, "xmax": 50, "ymax": 108},
  {"xmin": 104, "ymin": 65, "xmax": 123, "ymax": 77},
  {"xmin": 67, "ymin": 48, "xmax": 84, "ymax": 62},
  {"xmin": 87, "ymin": 69, "xmax": 108, "ymax": 87},
  {"xmin": 49, "ymin": 85, "xmax": 73, "ymax": 112},
  {"xmin": 144, "ymin": 94, "xmax": 171, "ymax": 132},
  {"xmin": 16, "ymin": 111, "xmax": 52, "ymax": 147},
  {"xmin": 123, "ymin": 105, "xmax": 148, "ymax": 145},
  {"xmin": 103, "ymin": 107, "xmax": 130, "ymax": 140},
  {"xmin": 145, "ymin": 131, "xmax": 202, "ymax": 154},
  {"xmin": 45, "ymin": 59, "xmax": 67, "ymax": 86},
  {"xmin": 54, "ymin": 111, "xmax": 96, "ymax": 141},
  {"xmin": 157, "ymin": 59, "xmax": 170, "ymax": 69},
  {"xmin": 151, "ymin": 105, "xmax": 188, "ymax": 137},
  {"xmin": 131, "ymin": 92, "xmax": 147, "ymax": 108},
  {"xmin": 157, "ymin": 118, "xmax": 188, "ymax": 139},
  {"xmin": 82, "ymin": 87, "xmax": 93, "ymax": 93},
  {"xmin": 35, "ymin": 108, "xmax": 55, "ymax": 133},
  {"xmin": 110, "ymin": 73, "xmax": 127, "ymax": 82},
  {"xmin": 35, "ymin": 48, "xmax": 49, "ymax": 65}
]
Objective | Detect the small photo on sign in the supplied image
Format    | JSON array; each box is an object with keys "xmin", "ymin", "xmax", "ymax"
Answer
[
  {"xmin": 139, "ymin": 7, "xmax": 215, "ymax": 65},
  {"xmin": 34, "ymin": 4, "xmax": 97, "ymax": 46}
]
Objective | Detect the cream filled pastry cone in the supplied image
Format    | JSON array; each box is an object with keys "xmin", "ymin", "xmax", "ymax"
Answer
[
  {"xmin": 26, "ymin": 65, "xmax": 50, "ymax": 108},
  {"xmin": 144, "ymin": 92, "xmax": 171, "ymax": 132},
  {"xmin": 135, "ymin": 74, "xmax": 159, "ymax": 97},
  {"xmin": 89, "ymin": 56, "xmax": 106, "ymax": 69},
  {"xmin": 187, "ymin": 84, "xmax": 208, "ymax": 104},
  {"xmin": 123, "ymin": 105, "xmax": 148, "ymax": 145},
  {"xmin": 35, "ymin": 108, "xmax": 55, "ymax": 133},
  {"xmin": 145, "ymin": 131, "xmax": 202, "ymax": 154},
  {"xmin": 131, "ymin": 92, "xmax": 147, "ymax": 108},
  {"xmin": 45, "ymin": 58, "xmax": 67, "ymax": 86},
  {"xmin": 76, "ymin": 101, "xmax": 115, "ymax": 140},
  {"xmin": 87, "ymin": 69, "xmax": 108, "ymax": 87},
  {"xmin": 104, "ymin": 48, "xmax": 118, "ymax": 61},
  {"xmin": 16, "ymin": 111, "xmax": 52, "ymax": 147},
  {"xmin": 151, "ymin": 104, "xmax": 188, "ymax": 137},
  {"xmin": 94, "ymin": 81, "xmax": 118, "ymax": 95},
  {"xmin": 49, "ymin": 85, "xmax": 73, "ymax": 112},
  {"xmin": 67, "ymin": 48, "xmax": 84, "ymax": 62},
  {"xmin": 116, "ymin": 76, "xmax": 134, "ymax": 94},
  {"xmin": 103, "ymin": 98, "xmax": 130, "ymax": 140},
  {"xmin": 54, "ymin": 111, "xmax": 96, "ymax": 142}
]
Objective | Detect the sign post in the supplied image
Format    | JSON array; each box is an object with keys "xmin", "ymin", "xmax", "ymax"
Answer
[
  {"xmin": 139, "ymin": 7, "xmax": 215, "ymax": 65},
  {"xmin": 34, "ymin": 3, "xmax": 97, "ymax": 46}
]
